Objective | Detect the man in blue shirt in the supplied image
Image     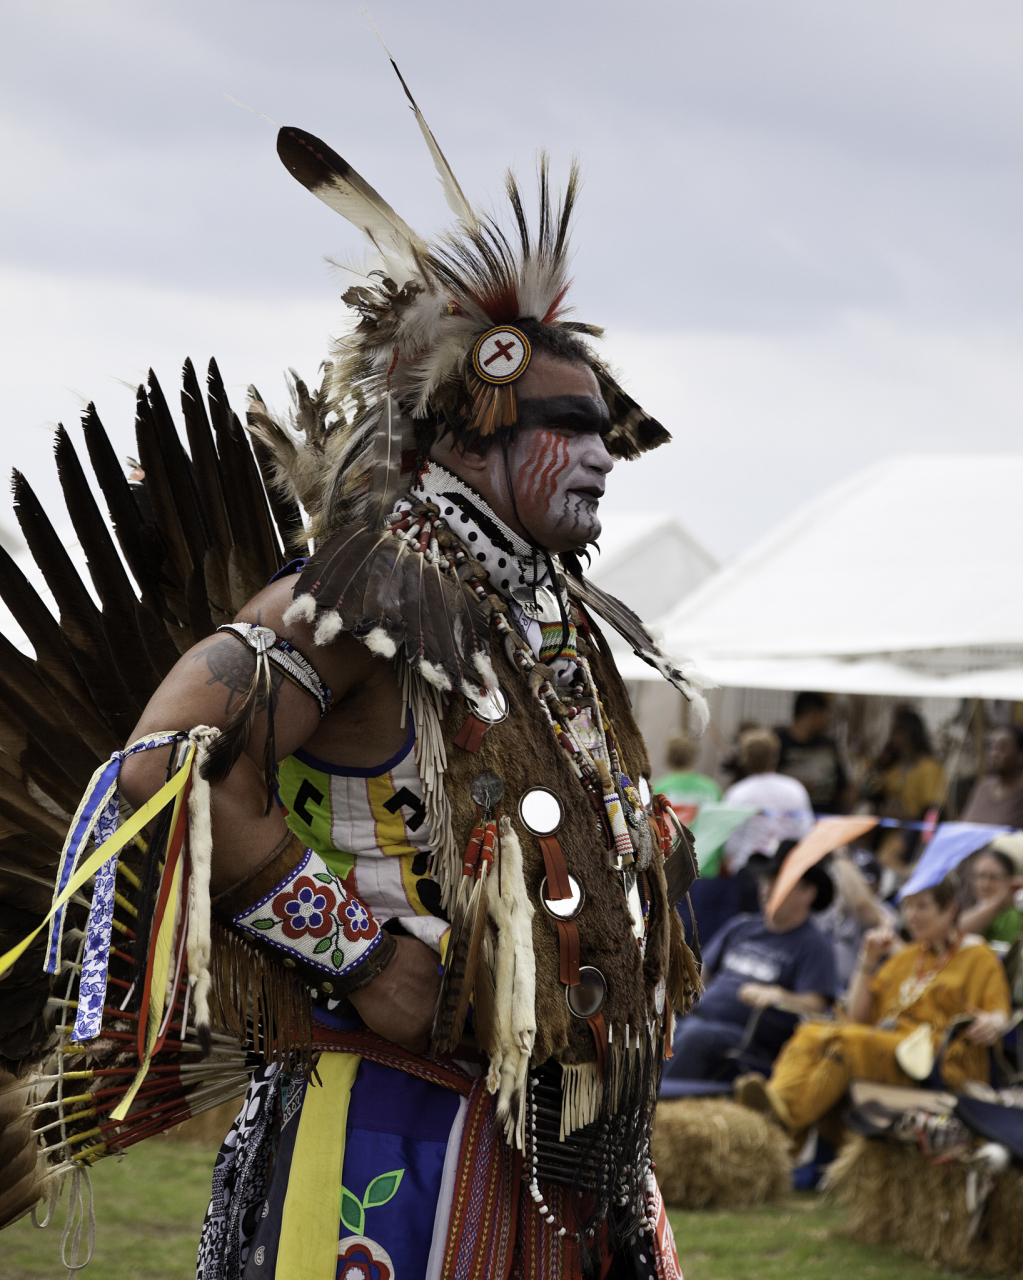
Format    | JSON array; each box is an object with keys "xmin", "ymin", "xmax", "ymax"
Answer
[{"xmin": 665, "ymin": 848, "xmax": 838, "ymax": 1080}]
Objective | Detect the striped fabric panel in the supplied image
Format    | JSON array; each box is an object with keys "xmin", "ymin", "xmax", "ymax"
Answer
[{"xmin": 440, "ymin": 1082, "xmax": 518, "ymax": 1280}]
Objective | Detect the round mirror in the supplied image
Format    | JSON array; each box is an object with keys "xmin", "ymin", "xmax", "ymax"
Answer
[
  {"xmin": 625, "ymin": 873, "xmax": 645, "ymax": 939},
  {"xmin": 654, "ymin": 975, "xmax": 666, "ymax": 1017},
  {"xmin": 519, "ymin": 787, "xmax": 563, "ymax": 836},
  {"xmin": 540, "ymin": 874, "xmax": 585, "ymax": 921},
  {"xmin": 469, "ymin": 686, "xmax": 508, "ymax": 725},
  {"xmin": 566, "ymin": 966, "xmax": 606, "ymax": 1019},
  {"xmin": 469, "ymin": 771, "xmax": 504, "ymax": 811},
  {"xmin": 638, "ymin": 777, "xmax": 652, "ymax": 809}
]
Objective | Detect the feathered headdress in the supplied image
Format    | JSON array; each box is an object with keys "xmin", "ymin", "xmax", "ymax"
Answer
[{"xmin": 248, "ymin": 56, "xmax": 671, "ymax": 543}]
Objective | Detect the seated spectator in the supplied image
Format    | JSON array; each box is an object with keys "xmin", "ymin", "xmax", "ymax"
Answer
[
  {"xmin": 961, "ymin": 726, "xmax": 1023, "ymax": 829},
  {"xmin": 775, "ymin": 691, "xmax": 850, "ymax": 814},
  {"xmin": 664, "ymin": 852, "xmax": 838, "ymax": 1082},
  {"xmin": 722, "ymin": 729, "xmax": 814, "ymax": 875},
  {"xmin": 814, "ymin": 848, "xmax": 898, "ymax": 991},
  {"xmin": 960, "ymin": 835, "xmax": 1023, "ymax": 946},
  {"xmin": 735, "ymin": 874, "xmax": 1010, "ymax": 1138},
  {"xmin": 653, "ymin": 733, "xmax": 722, "ymax": 824},
  {"xmin": 866, "ymin": 705, "xmax": 947, "ymax": 870}
]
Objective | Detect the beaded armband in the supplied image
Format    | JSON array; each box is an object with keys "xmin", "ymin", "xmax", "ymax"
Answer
[
  {"xmin": 216, "ymin": 622, "xmax": 334, "ymax": 716},
  {"xmin": 213, "ymin": 833, "xmax": 394, "ymax": 998}
]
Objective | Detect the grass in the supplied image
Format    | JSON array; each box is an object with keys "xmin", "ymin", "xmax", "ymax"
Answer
[
  {"xmin": 669, "ymin": 1194, "xmax": 967, "ymax": 1280},
  {"xmin": 4, "ymin": 1140, "xmax": 217, "ymax": 1280},
  {"xmin": 3, "ymin": 1141, "xmax": 977, "ymax": 1279}
]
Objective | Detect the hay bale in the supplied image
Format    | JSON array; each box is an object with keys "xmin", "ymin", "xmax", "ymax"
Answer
[
  {"xmin": 159, "ymin": 1096, "xmax": 244, "ymax": 1147},
  {"xmin": 652, "ymin": 1097, "xmax": 791, "ymax": 1209},
  {"xmin": 829, "ymin": 1135, "xmax": 1023, "ymax": 1275}
]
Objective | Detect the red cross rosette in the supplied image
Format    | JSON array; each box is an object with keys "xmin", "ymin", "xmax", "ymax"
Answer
[{"xmin": 471, "ymin": 325, "xmax": 532, "ymax": 385}]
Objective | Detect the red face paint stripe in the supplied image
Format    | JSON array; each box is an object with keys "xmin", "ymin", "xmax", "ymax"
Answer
[
  {"xmin": 535, "ymin": 436, "xmax": 570, "ymax": 503},
  {"xmin": 519, "ymin": 429, "xmax": 555, "ymax": 496}
]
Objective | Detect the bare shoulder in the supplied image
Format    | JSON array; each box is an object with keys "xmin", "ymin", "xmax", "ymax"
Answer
[{"xmin": 233, "ymin": 576, "xmax": 381, "ymax": 699}]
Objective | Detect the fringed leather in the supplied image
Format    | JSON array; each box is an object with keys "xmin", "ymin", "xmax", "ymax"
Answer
[
  {"xmin": 210, "ymin": 919, "xmax": 313, "ymax": 1073},
  {"xmin": 667, "ymin": 901, "xmax": 702, "ymax": 1019}
]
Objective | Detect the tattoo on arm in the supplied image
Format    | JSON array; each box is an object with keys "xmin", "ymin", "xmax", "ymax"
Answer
[{"xmin": 192, "ymin": 638, "xmax": 285, "ymax": 717}]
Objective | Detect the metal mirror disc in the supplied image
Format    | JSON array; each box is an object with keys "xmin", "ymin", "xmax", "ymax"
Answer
[
  {"xmin": 566, "ymin": 966, "xmax": 606, "ymax": 1019},
  {"xmin": 470, "ymin": 687, "xmax": 508, "ymax": 724},
  {"xmin": 470, "ymin": 771, "xmax": 504, "ymax": 810},
  {"xmin": 638, "ymin": 777, "xmax": 652, "ymax": 809},
  {"xmin": 519, "ymin": 787, "xmax": 563, "ymax": 836},
  {"xmin": 626, "ymin": 873, "xmax": 645, "ymax": 939},
  {"xmin": 540, "ymin": 874, "xmax": 584, "ymax": 921}
]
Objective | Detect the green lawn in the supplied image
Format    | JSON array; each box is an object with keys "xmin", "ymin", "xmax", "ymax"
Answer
[
  {"xmin": 669, "ymin": 1195, "xmax": 965, "ymax": 1280},
  {"xmin": 4, "ymin": 1140, "xmax": 972, "ymax": 1279},
  {"xmin": 4, "ymin": 1140, "xmax": 217, "ymax": 1280}
]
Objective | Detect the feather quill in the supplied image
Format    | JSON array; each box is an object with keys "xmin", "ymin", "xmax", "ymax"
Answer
[
  {"xmin": 277, "ymin": 127, "xmax": 425, "ymax": 257},
  {"xmin": 364, "ymin": 17, "xmax": 476, "ymax": 229}
]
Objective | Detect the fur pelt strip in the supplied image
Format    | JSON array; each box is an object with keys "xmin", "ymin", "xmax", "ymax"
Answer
[
  {"xmin": 485, "ymin": 817, "xmax": 536, "ymax": 1147},
  {"xmin": 185, "ymin": 726, "xmax": 219, "ymax": 1049}
]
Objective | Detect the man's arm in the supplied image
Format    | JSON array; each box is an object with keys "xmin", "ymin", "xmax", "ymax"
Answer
[
  {"xmin": 119, "ymin": 578, "xmax": 441, "ymax": 1051},
  {"xmin": 736, "ymin": 984, "xmax": 827, "ymax": 1015}
]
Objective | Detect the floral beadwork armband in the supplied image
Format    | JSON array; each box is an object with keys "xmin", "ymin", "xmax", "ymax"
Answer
[{"xmin": 228, "ymin": 846, "xmax": 395, "ymax": 998}]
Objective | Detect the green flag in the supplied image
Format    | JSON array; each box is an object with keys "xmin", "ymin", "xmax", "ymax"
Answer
[{"xmin": 689, "ymin": 806, "xmax": 758, "ymax": 877}]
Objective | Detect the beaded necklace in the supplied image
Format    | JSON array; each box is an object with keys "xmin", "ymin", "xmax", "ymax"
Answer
[
  {"xmin": 881, "ymin": 932, "xmax": 961, "ymax": 1024},
  {"xmin": 387, "ymin": 496, "xmax": 655, "ymax": 1240}
]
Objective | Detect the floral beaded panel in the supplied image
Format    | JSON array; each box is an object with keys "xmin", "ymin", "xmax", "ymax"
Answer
[{"xmin": 231, "ymin": 846, "xmax": 382, "ymax": 980}]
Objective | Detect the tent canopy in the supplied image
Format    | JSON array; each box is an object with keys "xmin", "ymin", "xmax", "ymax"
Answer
[{"xmin": 652, "ymin": 456, "xmax": 1023, "ymax": 697}]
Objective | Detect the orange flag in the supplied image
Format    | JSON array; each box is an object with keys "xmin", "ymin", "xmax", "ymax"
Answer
[{"xmin": 764, "ymin": 816, "xmax": 880, "ymax": 920}]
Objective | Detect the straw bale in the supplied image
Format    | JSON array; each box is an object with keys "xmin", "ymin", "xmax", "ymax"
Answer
[
  {"xmin": 829, "ymin": 1135, "xmax": 1023, "ymax": 1275},
  {"xmin": 158, "ymin": 1097, "xmax": 244, "ymax": 1147},
  {"xmin": 652, "ymin": 1098, "xmax": 791, "ymax": 1209}
]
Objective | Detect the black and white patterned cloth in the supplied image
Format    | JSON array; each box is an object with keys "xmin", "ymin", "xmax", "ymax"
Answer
[{"xmin": 196, "ymin": 1065, "xmax": 281, "ymax": 1280}]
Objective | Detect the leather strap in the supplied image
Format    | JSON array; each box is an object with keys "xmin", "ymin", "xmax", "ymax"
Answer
[
  {"xmin": 211, "ymin": 831, "xmax": 305, "ymax": 918},
  {"xmin": 453, "ymin": 713, "xmax": 488, "ymax": 754},
  {"xmin": 539, "ymin": 834, "xmax": 572, "ymax": 901},
  {"xmin": 556, "ymin": 919, "xmax": 581, "ymax": 987},
  {"xmin": 587, "ymin": 1012, "xmax": 608, "ymax": 1080}
]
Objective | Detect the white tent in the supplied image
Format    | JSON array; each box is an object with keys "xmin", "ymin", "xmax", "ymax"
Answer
[
  {"xmin": 645, "ymin": 456, "xmax": 1023, "ymax": 699},
  {"xmin": 587, "ymin": 511, "xmax": 719, "ymax": 625}
]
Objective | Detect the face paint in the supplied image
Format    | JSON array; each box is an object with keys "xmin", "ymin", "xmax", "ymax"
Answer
[
  {"xmin": 520, "ymin": 430, "xmax": 571, "ymax": 506},
  {"xmin": 506, "ymin": 422, "xmax": 613, "ymax": 552}
]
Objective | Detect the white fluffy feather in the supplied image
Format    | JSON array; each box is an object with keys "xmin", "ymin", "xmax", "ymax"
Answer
[{"xmin": 283, "ymin": 594, "xmax": 317, "ymax": 627}]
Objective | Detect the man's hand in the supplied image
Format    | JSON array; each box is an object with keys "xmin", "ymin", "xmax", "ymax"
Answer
[
  {"xmin": 348, "ymin": 935, "xmax": 442, "ymax": 1054},
  {"xmin": 737, "ymin": 982, "xmax": 784, "ymax": 1009}
]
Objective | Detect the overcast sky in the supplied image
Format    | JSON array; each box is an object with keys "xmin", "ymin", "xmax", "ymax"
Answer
[{"xmin": 1, "ymin": 0, "xmax": 1020, "ymax": 561}]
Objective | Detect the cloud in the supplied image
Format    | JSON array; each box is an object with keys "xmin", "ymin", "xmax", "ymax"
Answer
[
  {"xmin": 1, "ymin": 0, "xmax": 1020, "ymax": 564},
  {"xmin": 599, "ymin": 315, "xmax": 1023, "ymax": 557}
]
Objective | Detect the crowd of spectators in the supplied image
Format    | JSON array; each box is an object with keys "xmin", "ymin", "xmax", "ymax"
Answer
[{"xmin": 664, "ymin": 692, "xmax": 1023, "ymax": 1125}]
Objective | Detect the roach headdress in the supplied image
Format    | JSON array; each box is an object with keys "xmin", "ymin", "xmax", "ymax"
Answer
[{"xmin": 251, "ymin": 57, "xmax": 670, "ymax": 543}]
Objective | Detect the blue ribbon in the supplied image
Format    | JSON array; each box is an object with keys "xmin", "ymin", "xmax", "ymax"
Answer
[
  {"xmin": 45, "ymin": 756, "xmax": 123, "ymax": 976},
  {"xmin": 45, "ymin": 731, "xmax": 183, "ymax": 1044}
]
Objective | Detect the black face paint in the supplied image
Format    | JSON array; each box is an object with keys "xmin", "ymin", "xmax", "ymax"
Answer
[{"xmin": 515, "ymin": 395, "xmax": 611, "ymax": 436}]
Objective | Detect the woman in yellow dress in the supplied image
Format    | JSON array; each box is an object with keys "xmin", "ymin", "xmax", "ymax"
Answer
[{"xmin": 735, "ymin": 874, "xmax": 1010, "ymax": 1136}]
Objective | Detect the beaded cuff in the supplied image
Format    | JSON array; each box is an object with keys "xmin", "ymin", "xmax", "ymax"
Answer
[{"xmin": 219, "ymin": 839, "xmax": 393, "ymax": 998}]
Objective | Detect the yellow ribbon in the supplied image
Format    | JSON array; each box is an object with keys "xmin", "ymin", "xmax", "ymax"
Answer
[
  {"xmin": 0, "ymin": 744, "xmax": 197, "ymax": 980},
  {"xmin": 277, "ymin": 1052, "xmax": 360, "ymax": 1280}
]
